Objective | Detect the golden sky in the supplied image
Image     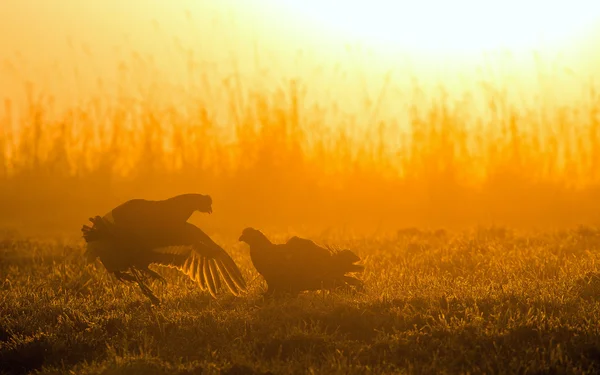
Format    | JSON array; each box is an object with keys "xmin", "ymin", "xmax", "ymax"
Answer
[{"xmin": 1, "ymin": 0, "xmax": 599, "ymax": 115}]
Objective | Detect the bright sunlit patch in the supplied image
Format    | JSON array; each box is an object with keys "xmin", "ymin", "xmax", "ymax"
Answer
[{"xmin": 273, "ymin": 0, "xmax": 600, "ymax": 53}]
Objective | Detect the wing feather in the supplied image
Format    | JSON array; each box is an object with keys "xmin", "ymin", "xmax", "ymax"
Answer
[
  {"xmin": 190, "ymin": 256, "xmax": 200, "ymax": 284},
  {"xmin": 182, "ymin": 257, "xmax": 191, "ymax": 271},
  {"xmin": 197, "ymin": 256, "xmax": 207, "ymax": 290},
  {"xmin": 213, "ymin": 259, "xmax": 240, "ymax": 295},
  {"xmin": 208, "ymin": 259, "xmax": 222, "ymax": 292},
  {"xmin": 219, "ymin": 256, "xmax": 247, "ymax": 292},
  {"xmin": 203, "ymin": 259, "xmax": 217, "ymax": 297},
  {"xmin": 112, "ymin": 228, "xmax": 247, "ymax": 298},
  {"xmin": 217, "ymin": 257, "xmax": 247, "ymax": 294}
]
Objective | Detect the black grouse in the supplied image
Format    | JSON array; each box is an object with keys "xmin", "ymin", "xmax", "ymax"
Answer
[
  {"xmin": 238, "ymin": 227, "xmax": 364, "ymax": 296},
  {"xmin": 82, "ymin": 194, "xmax": 246, "ymax": 303}
]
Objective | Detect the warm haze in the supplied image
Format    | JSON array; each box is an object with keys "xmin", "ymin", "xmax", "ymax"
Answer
[
  {"xmin": 3, "ymin": 1, "xmax": 600, "ymax": 374},
  {"xmin": 2, "ymin": 0, "xmax": 600, "ymax": 231}
]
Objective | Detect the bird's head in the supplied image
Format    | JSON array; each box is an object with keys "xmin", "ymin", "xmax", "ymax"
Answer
[
  {"xmin": 191, "ymin": 194, "xmax": 213, "ymax": 214},
  {"xmin": 239, "ymin": 227, "xmax": 271, "ymax": 246}
]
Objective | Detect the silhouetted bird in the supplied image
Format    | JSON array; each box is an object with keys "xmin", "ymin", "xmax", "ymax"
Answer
[
  {"xmin": 81, "ymin": 194, "xmax": 246, "ymax": 303},
  {"xmin": 238, "ymin": 227, "xmax": 364, "ymax": 297}
]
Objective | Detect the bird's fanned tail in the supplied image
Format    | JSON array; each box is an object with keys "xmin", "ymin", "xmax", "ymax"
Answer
[
  {"xmin": 333, "ymin": 249, "xmax": 365, "ymax": 273},
  {"xmin": 82, "ymin": 216, "xmax": 111, "ymax": 243}
]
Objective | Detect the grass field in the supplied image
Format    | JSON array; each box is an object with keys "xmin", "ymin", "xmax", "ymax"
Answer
[{"xmin": 2, "ymin": 226, "xmax": 600, "ymax": 374}]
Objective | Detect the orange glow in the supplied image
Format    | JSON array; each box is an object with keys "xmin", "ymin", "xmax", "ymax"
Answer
[
  {"xmin": 4, "ymin": 4, "xmax": 600, "ymax": 373},
  {"xmin": 1, "ymin": 1, "xmax": 600, "ymax": 232}
]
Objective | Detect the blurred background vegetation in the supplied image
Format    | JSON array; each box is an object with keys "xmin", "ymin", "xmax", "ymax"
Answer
[{"xmin": 1, "ymin": 3, "xmax": 600, "ymax": 236}]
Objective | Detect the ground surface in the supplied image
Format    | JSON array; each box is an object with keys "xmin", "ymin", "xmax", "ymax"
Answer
[{"xmin": 2, "ymin": 227, "xmax": 600, "ymax": 374}]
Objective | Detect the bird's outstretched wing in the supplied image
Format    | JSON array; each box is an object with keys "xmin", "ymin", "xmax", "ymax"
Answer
[
  {"xmin": 82, "ymin": 217, "xmax": 246, "ymax": 298},
  {"xmin": 151, "ymin": 244, "xmax": 246, "ymax": 297},
  {"xmin": 148, "ymin": 223, "xmax": 247, "ymax": 297}
]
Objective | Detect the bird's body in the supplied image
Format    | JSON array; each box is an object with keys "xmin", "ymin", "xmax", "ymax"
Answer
[
  {"xmin": 238, "ymin": 228, "xmax": 364, "ymax": 296},
  {"xmin": 106, "ymin": 193, "xmax": 212, "ymax": 232},
  {"xmin": 82, "ymin": 194, "xmax": 246, "ymax": 303}
]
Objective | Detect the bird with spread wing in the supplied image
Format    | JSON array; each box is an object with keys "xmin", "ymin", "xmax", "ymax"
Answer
[
  {"xmin": 81, "ymin": 194, "xmax": 247, "ymax": 304},
  {"xmin": 238, "ymin": 227, "xmax": 364, "ymax": 297}
]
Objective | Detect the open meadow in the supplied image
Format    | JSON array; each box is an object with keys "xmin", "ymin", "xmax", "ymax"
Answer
[{"xmin": 3, "ymin": 227, "xmax": 600, "ymax": 374}]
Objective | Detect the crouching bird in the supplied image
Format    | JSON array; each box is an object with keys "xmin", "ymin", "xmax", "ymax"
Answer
[
  {"xmin": 238, "ymin": 227, "xmax": 364, "ymax": 297},
  {"xmin": 81, "ymin": 194, "xmax": 247, "ymax": 304}
]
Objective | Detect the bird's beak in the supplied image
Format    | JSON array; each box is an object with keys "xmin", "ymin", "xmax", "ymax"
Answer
[{"xmin": 238, "ymin": 235, "xmax": 244, "ymax": 242}]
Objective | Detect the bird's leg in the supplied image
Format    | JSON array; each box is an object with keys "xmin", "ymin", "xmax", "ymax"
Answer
[
  {"xmin": 131, "ymin": 268, "xmax": 161, "ymax": 305},
  {"xmin": 137, "ymin": 280, "xmax": 161, "ymax": 305},
  {"xmin": 114, "ymin": 271, "xmax": 138, "ymax": 283},
  {"xmin": 126, "ymin": 266, "xmax": 156, "ymax": 285},
  {"xmin": 142, "ymin": 267, "xmax": 167, "ymax": 286},
  {"xmin": 263, "ymin": 284, "xmax": 288, "ymax": 299}
]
